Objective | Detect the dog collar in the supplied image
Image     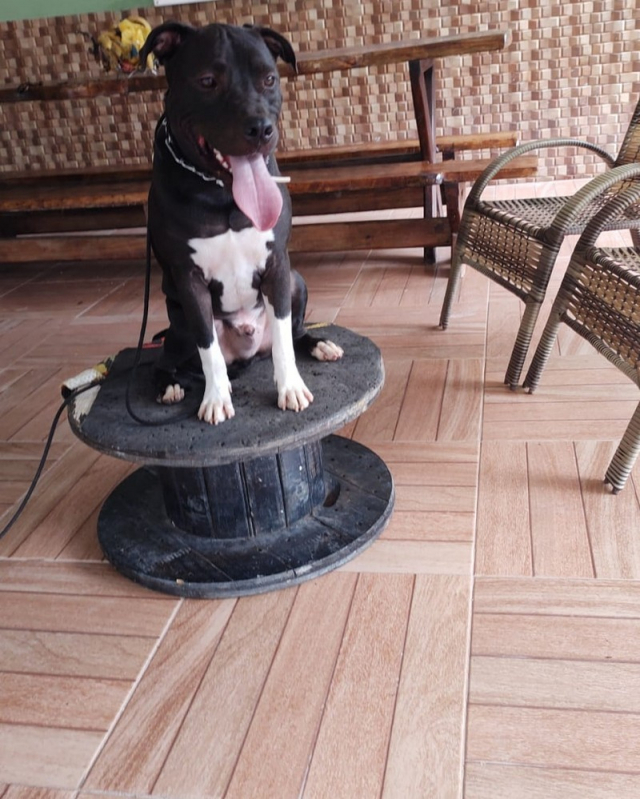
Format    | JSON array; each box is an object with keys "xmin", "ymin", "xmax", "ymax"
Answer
[{"xmin": 159, "ymin": 117, "xmax": 226, "ymax": 187}]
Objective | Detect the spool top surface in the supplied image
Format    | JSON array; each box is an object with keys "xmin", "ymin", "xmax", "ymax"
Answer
[{"xmin": 68, "ymin": 325, "xmax": 384, "ymax": 467}]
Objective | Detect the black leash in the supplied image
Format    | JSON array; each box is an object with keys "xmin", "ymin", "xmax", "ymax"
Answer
[
  {"xmin": 0, "ymin": 229, "xmax": 190, "ymax": 541},
  {"xmin": 0, "ymin": 381, "xmax": 100, "ymax": 541}
]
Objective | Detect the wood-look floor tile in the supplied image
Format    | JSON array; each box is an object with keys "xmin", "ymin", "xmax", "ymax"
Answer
[
  {"xmin": 472, "ymin": 613, "xmax": 640, "ymax": 662},
  {"xmin": 575, "ymin": 441, "xmax": 640, "ymax": 578},
  {"xmin": 0, "ymin": 368, "xmax": 59, "ymax": 416},
  {"xmin": 464, "ymin": 762, "xmax": 640, "ymax": 799},
  {"xmin": 0, "ymin": 445, "xmax": 100, "ymax": 556},
  {"xmin": 0, "ymin": 591, "xmax": 175, "ymax": 637},
  {"xmin": 224, "ymin": 573, "xmax": 356, "ymax": 799},
  {"xmin": 0, "ymin": 724, "xmax": 103, "ymax": 788},
  {"xmin": 56, "ymin": 507, "xmax": 107, "ymax": 561},
  {"xmin": 371, "ymin": 440, "xmax": 479, "ymax": 464},
  {"xmin": 395, "ymin": 483, "xmax": 476, "ymax": 513},
  {"xmin": 383, "ymin": 509, "xmax": 474, "ymax": 541},
  {"xmin": 456, "ymin": 260, "xmax": 490, "ymax": 306},
  {"xmin": 370, "ymin": 261, "xmax": 412, "ymax": 307},
  {"xmin": 0, "ymin": 629, "xmax": 152, "ymax": 679},
  {"xmin": 340, "ymin": 539, "xmax": 472, "ymax": 575},
  {"xmin": 474, "ymin": 577, "xmax": 640, "ymax": 618},
  {"xmin": 384, "ymin": 575, "xmax": 470, "ymax": 799},
  {"xmin": 467, "ymin": 705, "xmax": 640, "ymax": 772},
  {"xmin": 3, "ymin": 786, "xmax": 76, "ymax": 799},
  {"xmin": 394, "ymin": 359, "xmax": 447, "ymax": 440},
  {"xmin": 342, "ymin": 261, "xmax": 384, "ymax": 307},
  {"xmin": 379, "ymin": 333, "xmax": 485, "ymax": 362},
  {"xmin": 352, "ymin": 358, "xmax": 412, "ymax": 441},
  {"xmin": 12, "ymin": 456, "xmax": 131, "ymax": 558},
  {"xmin": 81, "ymin": 274, "xmax": 163, "ymax": 319},
  {"xmin": 0, "ymin": 560, "xmax": 166, "ymax": 597},
  {"xmin": 483, "ymin": 416, "xmax": 629, "ymax": 442},
  {"xmin": 485, "ymin": 293, "xmax": 522, "ymax": 360},
  {"xmin": 0, "ymin": 673, "xmax": 127, "ymax": 729},
  {"xmin": 388, "ymin": 460, "xmax": 477, "ymax": 486},
  {"xmin": 438, "ymin": 358, "xmax": 483, "ymax": 441},
  {"xmin": 476, "ymin": 441, "xmax": 532, "ymax": 576},
  {"xmin": 483, "ymin": 397, "xmax": 638, "ymax": 421},
  {"xmin": 469, "ymin": 655, "xmax": 640, "ymax": 712},
  {"xmin": 399, "ymin": 260, "xmax": 441, "ymax": 307},
  {"xmin": 0, "ymin": 318, "xmax": 54, "ymax": 360},
  {"xmin": 527, "ymin": 441, "xmax": 593, "ymax": 577},
  {"xmin": 152, "ymin": 589, "xmax": 295, "ymax": 798},
  {"xmin": 302, "ymin": 574, "xmax": 413, "ymax": 798},
  {"xmin": 0, "ymin": 370, "xmax": 65, "ymax": 441},
  {"xmin": 0, "ymin": 280, "xmax": 125, "ymax": 318},
  {"xmin": 85, "ymin": 599, "xmax": 233, "ymax": 793}
]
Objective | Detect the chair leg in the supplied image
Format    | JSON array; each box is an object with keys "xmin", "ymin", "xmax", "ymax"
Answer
[
  {"xmin": 522, "ymin": 309, "xmax": 563, "ymax": 393},
  {"xmin": 439, "ymin": 249, "xmax": 464, "ymax": 329},
  {"xmin": 605, "ymin": 401, "xmax": 640, "ymax": 494},
  {"xmin": 504, "ymin": 299, "xmax": 543, "ymax": 390}
]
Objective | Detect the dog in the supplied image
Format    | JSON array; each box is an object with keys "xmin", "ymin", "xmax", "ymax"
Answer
[{"xmin": 139, "ymin": 22, "xmax": 343, "ymax": 424}]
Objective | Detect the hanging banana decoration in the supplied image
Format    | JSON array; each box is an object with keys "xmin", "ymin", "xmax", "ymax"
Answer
[{"xmin": 87, "ymin": 16, "xmax": 156, "ymax": 74}]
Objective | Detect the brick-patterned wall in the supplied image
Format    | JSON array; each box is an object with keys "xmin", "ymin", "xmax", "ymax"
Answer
[{"xmin": 0, "ymin": 1, "xmax": 638, "ymax": 176}]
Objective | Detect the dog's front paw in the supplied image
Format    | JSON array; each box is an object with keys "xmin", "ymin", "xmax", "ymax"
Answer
[
  {"xmin": 311, "ymin": 340, "xmax": 344, "ymax": 362},
  {"xmin": 198, "ymin": 382, "xmax": 235, "ymax": 424},
  {"xmin": 277, "ymin": 377, "xmax": 314, "ymax": 412},
  {"xmin": 158, "ymin": 383, "xmax": 185, "ymax": 404}
]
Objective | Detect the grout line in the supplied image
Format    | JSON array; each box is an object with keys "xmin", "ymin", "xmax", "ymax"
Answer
[
  {"xmin": 464, "ymin": 759, "xmax": 640, "ymax": 777},
  {"xmin": 149, "ymin": 597, "xmax": 239, "ymax": 795},
  {"xmin": 222, "ymin": 587, "xmax": 300, "ymax": 798},
  {"xmin": 75, "ymin": 597, "xmax": 185, "ymax": 792},
  {"xmin": 377, "ymin": 573, "xmax": 417, "ymax": 799},
  {"xmin": 296, "ymin": 573, "xmax": 360, "ymax": 799},
  {"xmin": 470, "ymin": 652, "xmax": 640, "ymax": 666},
  {"xmin": 468, "ymin": 699, "xmax": 640, "ymax": 717}
]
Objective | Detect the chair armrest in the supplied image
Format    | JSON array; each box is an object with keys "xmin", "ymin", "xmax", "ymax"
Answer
[
  {"xmin": 466, "ymin": 138, "xmax": 616, "ymax": 206},
  {"xmin": 547, "ymin": 162, "xmax": 640, "ymax": 244},
  {"xmin": 557, "ymin": 163, "xmax": 640, "ymax": 250}
]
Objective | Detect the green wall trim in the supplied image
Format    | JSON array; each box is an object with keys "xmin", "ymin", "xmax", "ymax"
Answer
[{"xmin": 0, "ymin": 2, "xmax": 149, "ymax": 23}]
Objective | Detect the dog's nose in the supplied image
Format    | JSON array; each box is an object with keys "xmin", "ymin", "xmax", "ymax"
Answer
[{"xmin": 244, "ymin": 117, "xmax": 275, "ymax": 145}]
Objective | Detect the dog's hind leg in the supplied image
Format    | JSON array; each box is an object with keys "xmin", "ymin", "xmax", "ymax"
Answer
[
  {"xmin": 155, "ymin": 297, "xmax": 198, "ymax": 405},
  {"xmin": 290, "ymin": 270, "xmax": 344, "ymax": 363}
]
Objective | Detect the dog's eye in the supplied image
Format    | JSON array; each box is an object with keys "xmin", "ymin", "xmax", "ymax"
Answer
[
  {"xmin": 264, "ymin": 73, "xmax": 277, "ymax": 88},
  {"xmin": 199, "ymin": 75, "xmax": 217, "ymax": 89}
]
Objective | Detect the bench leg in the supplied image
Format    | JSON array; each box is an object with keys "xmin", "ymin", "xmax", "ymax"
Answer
[
  {"xmin": 409, "ymin": 58, "xmax": 441, "ymax": 265},
  {"xmin": 442, "ymin": 181, "xmax": 463, "ymax": 236}
]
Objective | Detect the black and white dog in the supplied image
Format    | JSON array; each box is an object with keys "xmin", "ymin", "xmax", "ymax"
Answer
[{"xmin": 140, "ymin": 22, "xmax": 342, "ymax": 424}]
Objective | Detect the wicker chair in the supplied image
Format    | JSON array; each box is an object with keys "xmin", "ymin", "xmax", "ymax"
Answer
[
  {"xmin": 439, "ymin": 96, "xmax": 640, "ymax": 389},
  {"xmin": 522, "ymin": 169, "xmax": 640, "ymax": 493}
]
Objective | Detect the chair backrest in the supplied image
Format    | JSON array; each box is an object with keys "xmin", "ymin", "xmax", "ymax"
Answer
[{"xmin": 614, "ymin": 96, "xmax": 640, "ymax": 166}]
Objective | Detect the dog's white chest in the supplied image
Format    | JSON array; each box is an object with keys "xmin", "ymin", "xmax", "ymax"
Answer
[{"xmin": 188, "ymin": 227, "xmax": 274, "ymax": 311}]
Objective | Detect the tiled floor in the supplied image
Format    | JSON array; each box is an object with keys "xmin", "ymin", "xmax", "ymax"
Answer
[{"xmin": 1, "ymin": 181, "xmax": 640, "ymax": 798}]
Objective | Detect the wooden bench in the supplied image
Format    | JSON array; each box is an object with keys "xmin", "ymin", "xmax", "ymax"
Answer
[{"xmin": 0, "ymin": 29, "xmax": 537, "ymax": 263}]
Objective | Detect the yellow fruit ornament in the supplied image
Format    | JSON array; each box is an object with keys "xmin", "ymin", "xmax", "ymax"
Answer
[{"xmin": 91, "ymin": 16, "xmax": 156, "ymax": 73}]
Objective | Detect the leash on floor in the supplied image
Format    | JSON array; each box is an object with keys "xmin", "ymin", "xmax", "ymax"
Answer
[
  {"xmin": 1, "ymin": 232, "xmax": 176, "ymax": 541},
  {"xmin": 0, "ymin": 381, "xmax": 102, "ymax": 542}
]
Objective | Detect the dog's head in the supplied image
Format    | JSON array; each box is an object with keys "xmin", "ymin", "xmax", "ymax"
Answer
[{"xmin": 141, "ymin": 22, "xmax": 296, "ymax": 230}]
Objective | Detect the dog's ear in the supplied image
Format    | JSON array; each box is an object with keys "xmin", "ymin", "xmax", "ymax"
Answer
[
  {"xmin": 140, "ymin": 22, "xmax": 195, "ymax": 67},
  {"xmin": 250, "ymin": 26, "xmax": 297, "ymax": 73}
]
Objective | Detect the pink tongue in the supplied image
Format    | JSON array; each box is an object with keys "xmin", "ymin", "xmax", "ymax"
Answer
[{"xmin": 227, "ymin": 154, "xmax": 283, "ymax": 231}]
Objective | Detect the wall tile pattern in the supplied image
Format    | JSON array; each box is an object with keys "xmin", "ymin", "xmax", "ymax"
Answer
[{"xmin": 0, "ymin": 1, "xmax": 638, "ymax": 176}]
